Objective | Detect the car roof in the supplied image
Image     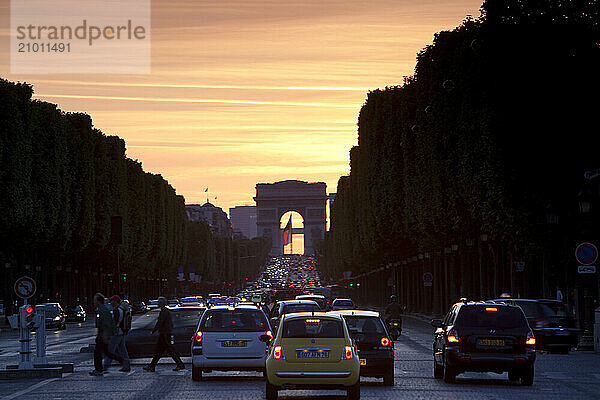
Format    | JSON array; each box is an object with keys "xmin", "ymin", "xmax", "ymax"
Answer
[
  {"xmin": 282, "ymin": 312, "xmax": 343, "ymax": 321},
  {"xmin": 278, "ymin": 300, "xmax": 319, "ymax": 305},
  {"xmin": 328, "ymin": 310, "xmax": 380, "ymax": 318},
  {"xmin": 207, "ymin": 304, "xmax": 264, "ymax": 310},
  {"xmin": 490, "ymin": 298, "xmax": 539, "ymax": 303},
  {"xmin": 296, "ymin": 294, "xmax": 325, "ymax": 299},
  {"xmin": 332, "ymin": 298, "xmax": 353, "ymax": 303}
]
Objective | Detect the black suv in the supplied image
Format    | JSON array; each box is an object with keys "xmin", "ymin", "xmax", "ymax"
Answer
[{"xmin": 432, "ymin": 301, "xmax": 535, "ymax": 385}]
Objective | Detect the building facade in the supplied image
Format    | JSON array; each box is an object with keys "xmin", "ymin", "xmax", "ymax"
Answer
[
  {"xmin": 229, "ymin": 205, "xmax": 258, "ymax": 239},
  {"xmin": 186, "ymin": 203, "xmax": 233, "ymax": 237}
]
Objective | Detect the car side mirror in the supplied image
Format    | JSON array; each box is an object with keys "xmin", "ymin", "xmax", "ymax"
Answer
[
  {"xmin": 259, "ymin": 334, "xmax": 272, "ymax": 343},
  {"xmin": 430, "ymin": 319, "xmax": 443, "ymax": 328}
]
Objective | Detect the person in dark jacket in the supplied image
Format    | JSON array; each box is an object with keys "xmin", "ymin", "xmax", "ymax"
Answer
[
  {"xmin": 90, "ymin": 293, "xmax": 130, "ymax": 376},
  {"xmin": 143, "ymin": 297, "xmax": 185, "ymax": 372}
]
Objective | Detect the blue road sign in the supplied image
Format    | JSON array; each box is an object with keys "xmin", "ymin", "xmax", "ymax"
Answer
[{"xmin": 575, "ymin": 242, "xmax": 598, "ymax": 265}]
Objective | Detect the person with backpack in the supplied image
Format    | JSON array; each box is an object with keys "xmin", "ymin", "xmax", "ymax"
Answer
[
  {"xmin": 90, "ymin": 293, "xmax": 129, "ymax": 376},
  {"xmin": 103, "ymin": 295, "xmax": 131, "ymax": 372}
]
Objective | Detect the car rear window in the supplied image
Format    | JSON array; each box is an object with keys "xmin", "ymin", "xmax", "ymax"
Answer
[
  {"xmin": 539, "ymin": 302, "xmax": 573, "ymax": 317},
  {"xmin": 44, "ymin": 305, "xmax": 60, "ymax": 317},
  {"xmin": 343, "ymin": 316, "xmax": 385, "ymax": 334},
  {"xmin": 282, "ymin": 318, "xmax": 344, "ymax": 338},
  {"xmin": 512, "ymin": 301, "xmax": 541, "ymax": 317},
  {"xmin": 334, "ymin": 300, "xmax": 354, "ymax": 307},
  {"xmin": 201, "ymin": 309, "xmax": 268, "ymax": 332},
  {"xmin": 455, "ymin": 305, "xmax": 528, "ymax": 329},
  {"xmin": 282, "ymin": 304, "xmax": 321, "ymax": 314},
  {"xmin": 132, "ymin": 309, "xmax": 204, "ymax": 330}
]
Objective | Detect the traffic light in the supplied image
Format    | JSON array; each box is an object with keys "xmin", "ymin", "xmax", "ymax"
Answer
[
  {"xmin": 20, "ymin": 305, "xmax": 38, "ymax": 330},
  {"xmin": 357, "ymin": 283, "xmax": 361, "ymax": 287},
  {"xmin": 121, "ymin": 273, "xmax": 127, "ymax": 283},
  {"xmin": 108, "ymin": 273, "xmax": 114, "ymax": 284}
]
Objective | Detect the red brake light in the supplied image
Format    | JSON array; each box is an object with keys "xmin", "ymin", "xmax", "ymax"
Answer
[
  {"xmin": 195, "ymin": 331, "xmax": 203, "ymax": 343},
  {"xmin": 273, "ymin": 345, "xmax": 283, "ymax": 359},
  {"xmin": 380, "ymin": 337, "xmax": 390, "ymax": 347},
  {"xmin": 392, "ymin": 322, "xmax": 399, "ymax": 326},
  {"xmin": 447, "ymin": 330, "xmax": 459, "ymax": 344},
  {"xmin": 526, "ymin": 331, "xmax": 536, "ymax": 346},
  {"xmin": 306, "ymin": 319, "xmax": 320, "ymax": 323},
  {"xmin": 344, "ymin": 345, "xmax": 353, "ymax": 359},
  {"xmin": 25, "ymin": 306, "xmax": 34, "ymax": 314}
]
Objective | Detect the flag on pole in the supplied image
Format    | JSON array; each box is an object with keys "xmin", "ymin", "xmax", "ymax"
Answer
[{"xmin": 283, "ymin": 215, "xmax": 292, "ymax": 246}]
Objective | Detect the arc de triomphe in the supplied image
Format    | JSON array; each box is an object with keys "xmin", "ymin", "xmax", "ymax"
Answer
[{"xmin": 254, "ymin": 180, "xmax": 327, "ymax": 255}]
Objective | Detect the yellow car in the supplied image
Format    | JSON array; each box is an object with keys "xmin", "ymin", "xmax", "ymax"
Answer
[{"xmin": 264, "ymin": 312, "xmax": 360, "ymax": 400}]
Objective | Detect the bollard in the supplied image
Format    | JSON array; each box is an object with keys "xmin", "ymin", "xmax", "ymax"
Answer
[{"xmin": 35, "ymin": 304, "xmax": 47, "ymax": 365}]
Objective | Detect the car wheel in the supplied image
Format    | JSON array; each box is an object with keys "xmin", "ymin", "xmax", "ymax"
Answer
[
  {"xmin": 346, "ymin": 382, "xmax": 360, "ymax": 400},
  {"xmin": 434, "ymin": 360, "xmax": 444, "ymax": 379},
  {"xmin": 521, "ymin": 366, "xmax": 534, "ymax": 386},
  {"xmin": 265, "ymin": 381, "xmax": 278, "ymax": 400},
  {"xmin": 383, "ymin": 370, "xmax": 394, "ymax": 386},
  {"xmin": 192, "ymin": 366, "xmax": 202, "ymax": 381},
  {"xmin": 443, "ymin": 363, "xmax": 456, "ymax": 384},
  {"xmin": 508, "ymin": 370, "xmax": 520, "ymax": 382}
]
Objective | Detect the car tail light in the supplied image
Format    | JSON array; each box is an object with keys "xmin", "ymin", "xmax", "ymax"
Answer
[
  {"xmin": 447, "ymin": 330, "xmax": 459, "ymax": 344},
  {"xmin": 380, "ymin": 337, "xmax": 390, "ymax": 347},
  {"xmin": 195, "ymin": 331, "xmax": 203, "ymax": 343},
  {"xmin": 526, "ymin": 331, "xmax": 536, "ymax": 346},
  {"xmin": 344, "ymin": 345, "xmax": 353, "ymax": 359},
  {"xmin": 392, "ymin": 322, "xmax": 399, "ymax": 327},
  {"xmin": 534, "ymin": 318, "xmax": 548, "ymax": 329},
  {"xmin": 273, "ymin": 345, "xmax": 284, "ymax": 360},
  {"xmin": 266, "ymin": 330, "xmax": 273, "ymax": 341}
]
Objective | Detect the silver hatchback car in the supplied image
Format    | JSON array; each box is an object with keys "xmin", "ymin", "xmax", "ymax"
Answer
[{"xmin": 191, "ymin": 304, "xmax": 273, "ymax": 381}]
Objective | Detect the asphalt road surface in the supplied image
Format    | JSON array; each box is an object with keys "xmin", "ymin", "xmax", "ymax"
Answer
[{"xmin": 1, "ymin": 316, "xmax": 599, "ymax": 400}]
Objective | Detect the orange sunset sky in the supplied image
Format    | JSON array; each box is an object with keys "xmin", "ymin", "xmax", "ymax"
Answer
[{"xmin": 1, "ymin": 0, "xmax": 482, "ymax": 217}]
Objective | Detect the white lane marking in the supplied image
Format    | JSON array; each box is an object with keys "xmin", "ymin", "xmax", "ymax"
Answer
[{"xmin": 0, "ymin": 377, "xmax": 58, "ymax": 400}]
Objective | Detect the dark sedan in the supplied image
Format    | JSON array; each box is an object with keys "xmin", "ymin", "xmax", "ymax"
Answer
[
  {"xmin": 492, "ymin": 298, "xmax": 578, "ymax": 353},
  {"xmin": 42, "ymin": 303, "xmax": 67, "ymax": 330},
  {"xmin": 126, "ymin": 306, "xmax": 205, "ymax": 358}
]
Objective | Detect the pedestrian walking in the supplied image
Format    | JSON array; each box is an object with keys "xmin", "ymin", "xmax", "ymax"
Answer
[
  {"xmin": 556, "ymin": 286, "xmax": 564, "ymax": 302},
  {"xmin": 90, "ymin": 293, "xmax": 130, "ymax": 376},
  {"xmin": 103, "ymin": 295, "xmax": 131, "ymax": 372},
  {"xmin": 143, "ymin": 297, "xmax": 185, "ymax": 372}
]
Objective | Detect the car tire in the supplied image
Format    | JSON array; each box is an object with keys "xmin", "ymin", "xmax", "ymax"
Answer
[
  {"xmin": 383, "ymin": 370, "xmax": 394, "ymax": 386},
  {"xmin": 346, "ymin": 382, "xmax": 360, "ymax": 400},
  {"xmin": 434, "ymin": 360, "xmax": 444, "ymax": 379},
  {"xmin": 192, "ymin": 366, "xmax": 202, "ymax": 381},
  {"xmin": 508, "ymin": 370, "xmax": 520, "ymax": 382},
  {"xmin": 443, "ymin": 364, "xmax": 456, "ymax": 384},
  {"xmin": 521, "ymin": 366, "xmax": 534, "ymax": 386},
  {"xmin": 265, "ymin": 381, "xmax": 278, "ymax": 400}
]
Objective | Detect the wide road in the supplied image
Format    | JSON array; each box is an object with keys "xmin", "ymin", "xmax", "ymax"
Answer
[{"xmin": 1, "ymin": 316, "xmax": 599, "ymax": 400}]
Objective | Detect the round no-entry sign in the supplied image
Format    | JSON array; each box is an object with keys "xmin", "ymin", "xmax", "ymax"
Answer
[
  {"xmin": 14, "ymin": 276, "xmax": 36, "ymax": 299},
  {"xmin": 575, "ymin": 242, "xmax": 598, "ymax": 265}
]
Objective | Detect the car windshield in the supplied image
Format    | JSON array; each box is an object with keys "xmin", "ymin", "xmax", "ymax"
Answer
[
  {"xmin": 343, "ymin": 316, "xmax": 385, "ymax": 334},
  {"xmin": 132, "ymin": 308, "xmax": 203, "ymax": 330},
  {"xmin": 149, "ymin": 300, "xmax": 158, "ymax": 305},
  {"xmin": 455, "ymin": 305, "xmax": 528, "ymax": 329},
  {"xmin": 200, "ymin": 309, "xmax": 268, "ymax": 332},
  {"xmin": 539, "ymin": 302, "xmax": 573, "ymax": 317},
  {"xmin": 282, "ymin": 318, "xmax": 344, "ymax": 338},
  {"xmin": 282, "ymin": 304, "xmax": 321, "ymax": 314},
  {"xmin": 44, "ymin": 305, "xmax": 60, "ymax": 317}
]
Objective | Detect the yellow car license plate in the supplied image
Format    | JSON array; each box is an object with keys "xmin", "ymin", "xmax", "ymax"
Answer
[
  {"xmin": 223, "ymin": 340, "xmax": 247, "ymax": 347},
  {"xmin": 360, "ymin": 358, "xmax": 367, "ymax": 366},
  {"xmin": 479, "ymin": 339, "xmax": 504, "ymax": 346}
]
